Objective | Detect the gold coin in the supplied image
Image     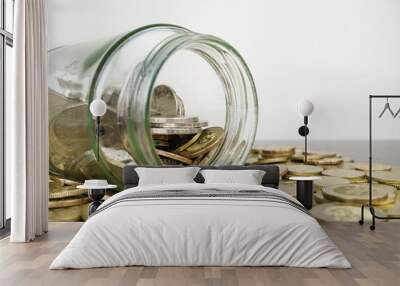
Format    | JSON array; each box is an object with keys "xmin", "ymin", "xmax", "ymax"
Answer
[
  {"xmin": 371, "ymin": 170, "xmax": 400, "ymax": 184},
  {"xmin": 180, "ymin": 127, "xmax": 224, "ymax": 158},
  {"xmin": 322, "ymin": 168, "xmax": 365, "ymax": 180},
  {"xmin": 308, "ymin": 157, "xmax": 344, "ymax": 166},
  {"xmin": 354, "ymin": 163, "xmax": 391, "ymax": 172},
  {"xmin": 321, "ymin": 183, "xmax": 393, "ymax": 204},
  {"xmin": 150, "ymin": 85, "xmax": 185, "ymax": 117},
  {"xmin": 174, "ymin": 131, "xmax": 202, "ymax": 153},
  {"xmin": 373, "ymin": 189, "xmax": 396, "ymax": 206},
  {"xmin": 261, "ymin": 146, "xmax": 295, "ymax": 155},
  {"xmin": 288, "ymin": 165, "xmax": 323, "ymax": 176},
  {"xmin": 314, "ymin": 176, "xmax": 351, "ymax": 189},
  {"xmin": 310, "ymin": 203, "xmax": 378, "ymax": 222},
  {"xmin": 257, "ymin": 157, "xmax": 289, "ymax": 164},
  {"xmin": 49, "ymin": 196, "xmax": 90, "ymax": 209},
  {"xmin": 303, "ymin": 151, "xmax": 337, "ymax": 159},
  {"xmin": 156, "ymin": 149, "xmax": 193, "ymax": 165},
  {"xmin": 349, "ymin": 178, "xmax": 369, "ymax": 184}
]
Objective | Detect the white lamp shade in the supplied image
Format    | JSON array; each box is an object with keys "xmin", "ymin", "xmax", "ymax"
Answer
[
  {"xmin": 298, "ymin": 99, "xmax": 314, "ymax": 116},
  {"xmin": 89, "ymin": 99, "xmax": 107, "ymax": 117}
]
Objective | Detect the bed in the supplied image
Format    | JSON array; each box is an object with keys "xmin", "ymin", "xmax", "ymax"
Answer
[{"xmin": 50, "ymin": 165, "xmax": 350, "ymax": 269}]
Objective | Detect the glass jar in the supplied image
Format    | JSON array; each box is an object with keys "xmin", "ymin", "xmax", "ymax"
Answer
[{"xmin": 48, "ymin": 24, "xmax": 258, "ymax": 185}]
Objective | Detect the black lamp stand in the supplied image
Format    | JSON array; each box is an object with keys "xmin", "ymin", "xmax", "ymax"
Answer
[
  {"xmin": 95, "ymin": 116, "xmax": 105, "ymax": 161},
  {"xmin": 298, "ymin": 116, "xmax": 310, "ymax": 164}
]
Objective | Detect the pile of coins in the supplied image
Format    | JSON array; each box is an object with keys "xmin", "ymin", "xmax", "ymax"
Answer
[
  {"xmin": 247, "ymin": 146, "xmax": 400, "ymax": 222},
  {"xmin": 150, "ymin": 85, "xmax": 224, "ymax": 165},
  {"xmin": 247, "ymin": 146, "xmax": 295, "ymax": 165},
  {"xmin": 48, "ymin": 176, "xmax": 89, "ymax": 222}
]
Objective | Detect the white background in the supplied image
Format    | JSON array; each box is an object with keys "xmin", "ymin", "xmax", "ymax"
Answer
[{"xmin": 47, "ymin": 0, "xmax": 400, "ymax": 140}]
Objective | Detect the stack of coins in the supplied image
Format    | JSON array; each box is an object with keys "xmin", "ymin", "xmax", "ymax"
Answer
[
  {"xmin": 256, "ymin": 146, "xmax": 295, "ymax": 164},
  {"xmin": 48, "ymin": 176, "xmax": 89, "ymax": 222},
  {"xmin": 149, "ymin": 85, "xmax": 225, "ymax": 165},
  {"xmin": 246, "ymin": 146, "xmax": 400, "ymax": 222}
]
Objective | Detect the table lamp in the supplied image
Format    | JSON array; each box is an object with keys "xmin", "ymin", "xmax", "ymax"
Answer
[
  {"xmin": 297, "ymin": 99, "xmax": 314, "ymax": 164},
  {"xmin": 89, "ymin": 99, "xmax": 107, "ymax": 160}
]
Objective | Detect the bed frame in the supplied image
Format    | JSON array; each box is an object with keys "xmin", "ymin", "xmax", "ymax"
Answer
[{"xmin": 123, "ymin": 165, "xmax": 280, "ymax": 189}]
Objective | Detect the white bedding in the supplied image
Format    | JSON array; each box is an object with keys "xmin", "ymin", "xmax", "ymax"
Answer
[{"xmin": 50, "ymin": 183, "xmax": 351, "ymax": 269}]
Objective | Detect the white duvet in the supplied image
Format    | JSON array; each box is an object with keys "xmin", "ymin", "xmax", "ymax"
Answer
[{"xmin": 50, "ymin": 183, "xmax": 351, "ymax": 269}]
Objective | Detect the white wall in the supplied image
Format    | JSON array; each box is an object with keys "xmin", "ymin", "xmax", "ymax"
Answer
[{"xmin": 47, "ymin": 0, "xmax": 400, "ymax": 140}]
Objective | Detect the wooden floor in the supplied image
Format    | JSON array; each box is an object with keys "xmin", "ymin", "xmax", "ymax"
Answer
[{"xmin": 0, "ymin": 222, "xmax": 399, "ymax": 286}]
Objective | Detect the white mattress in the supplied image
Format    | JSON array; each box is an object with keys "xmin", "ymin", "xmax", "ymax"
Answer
[{"xmin": 50, "ymin": 183, "xmax": 351, "ymax": 269}]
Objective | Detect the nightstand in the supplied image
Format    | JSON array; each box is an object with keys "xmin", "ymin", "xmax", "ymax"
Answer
[
  {"xmin": 77, "ymin": 182, "xmax": 117, "ymax": 215},
  {"xmin": 289, "ymin": 176, "xmax": 320, "ymax": 210}
]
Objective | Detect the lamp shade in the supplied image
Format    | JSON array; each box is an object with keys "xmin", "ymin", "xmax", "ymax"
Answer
[
  {"xmin": 89, "ymin": 99, "xmax": 107, "ymax": 117},
  {"xmin": 298, "ymin": 99, "xmax": 314, "ymax": 116}
]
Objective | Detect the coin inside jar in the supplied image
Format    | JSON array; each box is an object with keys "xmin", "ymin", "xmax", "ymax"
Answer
[
  {"xmin": 174, "ymin": 131, "xmax": 202, "ymax": 153},
  {"xmin": 150, "ymin": 85, "xmax": 185, "ymax": 117},
  {"xmin": 179, "ymin": 127, "xmax": 224, "ymax": 159},
  {"xmin": 156, "ymin": 149, "xmax": 193, "ymax": 165}
]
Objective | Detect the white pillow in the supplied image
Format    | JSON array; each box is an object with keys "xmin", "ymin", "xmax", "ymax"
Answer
[
  {"xmin": 200, "ymin": 169, "xmax": 266, "ymax": 185},
  {"xmin": 135, "ymin": 167, "xmax": 200, "ymax": 186}
]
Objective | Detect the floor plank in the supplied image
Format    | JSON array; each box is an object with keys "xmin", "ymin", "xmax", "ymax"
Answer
[{"xmin": 0, "ymin": 221, "xmax": 399, "ymax": 286}]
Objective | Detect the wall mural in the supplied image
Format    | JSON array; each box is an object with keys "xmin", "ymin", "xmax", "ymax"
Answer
[{"xmin": 48, "ymin": 24, "xmax": 400, "ymax": 223}]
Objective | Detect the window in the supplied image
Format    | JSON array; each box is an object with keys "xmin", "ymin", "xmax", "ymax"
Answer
[{"xmin": 0, "ymin": 0, "xmax": 13, "ymax": 232}]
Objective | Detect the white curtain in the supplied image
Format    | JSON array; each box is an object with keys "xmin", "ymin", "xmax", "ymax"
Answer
[{"xmin": 8, "ymin": 0, "xmax": 49, "ymax": 242}]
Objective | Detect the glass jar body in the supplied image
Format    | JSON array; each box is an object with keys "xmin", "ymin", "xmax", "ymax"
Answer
[{"xmin": 48, "ymin": 24, "xmax": 258, "ymax": 185}]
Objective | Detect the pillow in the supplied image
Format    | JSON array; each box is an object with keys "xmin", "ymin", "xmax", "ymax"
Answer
[
  {"xmin": 135, "ymin": 167, "xmax": 200, "ymax": 186},
  {"xmin": 200, "ymin": 169, "xmax": 266, "ymax": 185}
]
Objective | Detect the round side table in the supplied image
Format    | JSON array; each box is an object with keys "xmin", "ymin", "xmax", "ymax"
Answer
[
  {"xmin": 289, "ymin": 176, "xmax": 320, "ymax": 210},
  {"xmin": 77, "ymin": 184, "xmax": 117, "ymax": 215}
]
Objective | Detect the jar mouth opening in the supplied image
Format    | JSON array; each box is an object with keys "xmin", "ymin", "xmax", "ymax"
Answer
[{"xmin": 128, "ymin": 32, "xmax": 258, "ymax": 165}]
